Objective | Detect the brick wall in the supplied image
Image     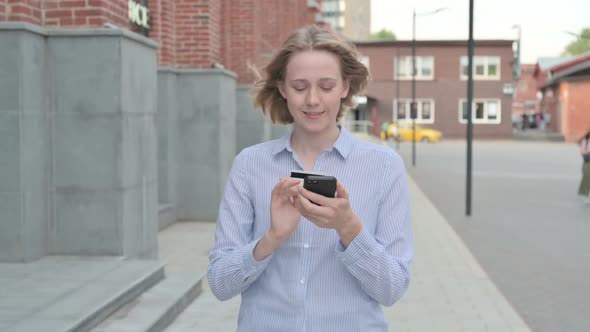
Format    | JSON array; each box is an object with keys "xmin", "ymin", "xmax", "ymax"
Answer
[
  {"xmin": 223, "ymin": 0, "xmax": 259, "ymax": 83},
  {"xmin": 357, "ymin": 41, "xmax": 515, "ymax": 139},
  {"xmin": 149, "ymin": 0, "xmax": 176, "ymax": 66},
  {"xmin": 5, "ymin": 0, "xmax": 42, "ymax": 25},
  {"xmin": 1, "ymin": 0, "xmax": 321, "ymax": 77},
  {"xmin": 512, "ymin": 64, "xmax": 538, "ymax": 116},
  {"xmin": 175, "ymin": 0, "xmax": 220, "ymax": 68},
  {"xmin": 564, "ymin": 81, "xmax": 590, "ymax": 142},
  {"xmin": 225, "ymin": 0, "xmax": 320, "ymax": 83},
  {"xmin": 0, "ymin": 0, "xmax": 5, "ymax": 20},
  {"xmin": 42, "ymin": 0, "xmax": 127, "ymax": 28}
]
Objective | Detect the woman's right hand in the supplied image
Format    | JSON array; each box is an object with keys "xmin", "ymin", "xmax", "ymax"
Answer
[
  {"xmin": 253, "ymin": 177, "xmax": 302, "ymax": 261},
  {"xmin": 269, "ymin": 177, "xmax": 302, "ymax": 242}
]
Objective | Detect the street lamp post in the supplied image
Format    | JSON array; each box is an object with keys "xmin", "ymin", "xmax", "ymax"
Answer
[
  {"xmin": 466, "ymin": 0, "xmax": 474, "ymax": 216},
  {"xmin": 411, "ymin": 7, "xmax": 448, "ymax": 167},
  {"xmin": 411, "ymin": 9, "xmax": 416, "ymax": 166},
  {"xmin": 512, "ymin": 25, "xmax": 521, "ymax": 79}
]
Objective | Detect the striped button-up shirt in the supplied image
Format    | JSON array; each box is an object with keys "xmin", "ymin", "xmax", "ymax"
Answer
[{"xmin": 208, "ymin": 126, "xmax": 413, "ymax": 332}]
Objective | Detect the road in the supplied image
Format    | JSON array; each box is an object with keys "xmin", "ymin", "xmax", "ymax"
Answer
[{"xmin": 391, "ymin": 140, "xmax": 589, "ymax": 332}]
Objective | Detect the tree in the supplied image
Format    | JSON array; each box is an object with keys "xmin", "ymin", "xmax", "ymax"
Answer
[
  {"xmin": 562, "ymin": 28, "xmax": 590, "ymax": 56},
  {"xmin": 369, "ymin": 29, "xmax": 396, "ymax": 41}
]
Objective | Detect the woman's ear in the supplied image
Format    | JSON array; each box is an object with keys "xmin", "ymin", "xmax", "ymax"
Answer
[{"xmin": 341, "ymin": 78, "xmax": 350, "ymax": 99}]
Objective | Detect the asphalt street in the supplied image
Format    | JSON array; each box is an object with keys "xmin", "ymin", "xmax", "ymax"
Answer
[{"xmin": 390, "ymin": 139, "xmax": 589, "ymax": 332}]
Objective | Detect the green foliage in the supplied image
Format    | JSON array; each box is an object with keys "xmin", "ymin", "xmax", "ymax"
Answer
[
  {"xmin": 562, "ymin": 28, "xmax": 590, "ymax": 56},
  {"xmin": 369, "ymin": 29, "xmax": 396, "ymax": 41}
]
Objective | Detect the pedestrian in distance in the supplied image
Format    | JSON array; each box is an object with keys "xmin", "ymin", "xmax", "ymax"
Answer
[
  {"xmin": 207, "ymin": 25, "xmax": 413, "ymax": 331},
  {"xmin": 578, "ymin": 129, "xmax": 590, "ymax": 204},
  {"xmin": 521, "ymin": 113, "xmax": 528, "ymax": 131}
]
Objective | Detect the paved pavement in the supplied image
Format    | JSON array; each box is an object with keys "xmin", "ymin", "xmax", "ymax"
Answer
[
  {"xmin": 391, "ymin": 139, "xmax": 590, "ymax": 332},
  {"xmin": 162, "ymin": 144, "xmax": 532, "ymax": 331}
]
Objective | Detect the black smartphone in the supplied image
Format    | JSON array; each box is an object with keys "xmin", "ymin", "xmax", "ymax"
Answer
[{"xmin": 303, "ymin": 175, "xmax": 337, "ymax": 198}]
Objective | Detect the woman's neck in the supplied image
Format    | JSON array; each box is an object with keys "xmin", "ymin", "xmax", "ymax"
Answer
[{"xmin": 291, "ymin": 125, "xmax": 341, "ymax": 159}]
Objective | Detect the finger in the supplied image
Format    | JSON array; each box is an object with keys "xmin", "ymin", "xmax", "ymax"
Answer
[
  {"xmin": 285, "ymin": 184, "xmax": 300, "ymax": 197},
  {"xmin": 292, "ymin": 196, "xmax": 300, "ymax": 209},
  {"xmin": 335, "ymin": 182, "xmax": 349, "ymax": 200},
  {"xmin": 297, "ymin": 192, "xmax": 330, "ymax": 217},
  {"xmin": 279, "ymin": 176, "xmax": 301, "ymax": 187},
  {"xmin": 297, "ymin": 196, "xmax": 329, "ymax": 227},
  {"xmin": 275, "ymin": 177, "xmax": 302, "ymax": 194},
  {"xmin": 297, "ymin": 193, "xmax": 317, "ymax": 213},
  {"xmin": 299, "ymin": 186, "xmax": 332, "ymax": 207}
]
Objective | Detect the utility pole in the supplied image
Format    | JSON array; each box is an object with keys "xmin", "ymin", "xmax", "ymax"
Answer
[
  {"xmin": 411, "ymin": 8, "xmax": 417, "ymax": 166},
  {"xmin": 395, "ymin": 47, "xmax": 401, "ymax": 150},
  {"xmin": 466, "ymin": 0, "xmax": 474, "ymax": 216},
  {"xmin": 411, "ymin": 7, "xmax": 448, "ymax": 167}
]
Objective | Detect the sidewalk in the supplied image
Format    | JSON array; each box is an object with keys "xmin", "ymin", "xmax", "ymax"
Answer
[{"xmin": 161, "ymin": 176, "xmax": 532, "ymax": 331}]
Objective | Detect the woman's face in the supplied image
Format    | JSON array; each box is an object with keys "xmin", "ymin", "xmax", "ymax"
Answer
[{"xmin": 279, "ymin": 50, "xmax": 349, "ymax": 134}]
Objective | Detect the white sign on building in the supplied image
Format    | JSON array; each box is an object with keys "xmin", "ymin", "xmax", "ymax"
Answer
[{"xmin": 128, "ymin": 0, "xmax": 149, "ymax": 29}]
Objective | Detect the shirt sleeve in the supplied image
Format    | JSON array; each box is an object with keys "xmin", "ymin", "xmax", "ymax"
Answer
[
  {"xmin": 335, "ymin": 153, "xmax": 413, "ymax": 306},
  {"xmin": 208, "ymin": 150, "xmax": 273, "ymax": 301}
]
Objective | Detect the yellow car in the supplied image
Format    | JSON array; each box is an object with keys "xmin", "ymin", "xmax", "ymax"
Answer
[{"xmin": 380, "ymin": 122, "xmax": 442, "ymax": 143}]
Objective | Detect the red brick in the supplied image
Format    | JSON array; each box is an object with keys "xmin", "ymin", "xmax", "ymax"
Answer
[
  {"xmin": 87, "ymin": 16, "xmax": 104, "ymax": 26},
  {"xmin": 74, "ymin": 8, "xmax": 103, "ymax": 17},
  {"xmin": 45, "ymin": 9, "xmax": 72, "ymax": 19},
  {"xmin": 60, "ymin": 17, "xmax": 86, "ymax": 26},
  {"xmin": 60, "ymin": 0, "xmax": 86, "ymax": 8},
  {"xmin": 44, "ymin": 18, "xmax": 60, "ymax": 26},
  {"xmin": 87, "ymin": 0, "xmax": 108, "ymax": 7},
  {"xmin": 44, "ymin": 3, "xmax": 60, "ymax": 9}
]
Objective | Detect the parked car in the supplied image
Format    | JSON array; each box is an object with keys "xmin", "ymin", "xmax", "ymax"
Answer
[{"xmin": 380, "ymin": 122, "xmax": 442, "ymax": 143}]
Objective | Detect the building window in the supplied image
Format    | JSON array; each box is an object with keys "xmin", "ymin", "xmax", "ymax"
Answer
[
  {"xmin": 394, "ymin": 99, "xmax": 435, "ymax": 123},
  {"xmin": 459, "ymin": 99, "xmax": 501, "ymax": 124},
  {"xmin": 460, "ymin": 56, "xmax": 500, "ymax": 80},
  {"xmin": 395, "ymin": 56, "xmax": 434, "ymax": 80},
  {"xmin": 322, "ymin": 0, "xmax": 345, "ymax": 30}
]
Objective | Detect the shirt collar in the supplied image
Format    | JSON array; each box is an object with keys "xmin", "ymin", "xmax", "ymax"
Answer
[{"xmin": 271, "ymin": 124, "xmax": 354, "ymax": 159}]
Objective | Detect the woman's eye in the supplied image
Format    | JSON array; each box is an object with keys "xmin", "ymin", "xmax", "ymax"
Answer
[
  {"xmin": 321, "ymin": 87, "xmax": 334, "ymax": 91},
  {"xmin": 293, "ymin": 86, "xmax": 306, "ymax": 92}
]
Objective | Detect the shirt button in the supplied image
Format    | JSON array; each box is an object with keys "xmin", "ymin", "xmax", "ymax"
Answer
[
  {"xmin": 300, "ymin": 278, "xmax": 305, "ymax": 284},
  {"xmin": 303, "ymin": 243, "xmax": 309, "ymax": 249}
]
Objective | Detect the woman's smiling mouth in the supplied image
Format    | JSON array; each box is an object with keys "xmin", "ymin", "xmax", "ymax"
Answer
[{"xmin": 303, "ymin": 110, "xmax": 325, "ymax": 119}]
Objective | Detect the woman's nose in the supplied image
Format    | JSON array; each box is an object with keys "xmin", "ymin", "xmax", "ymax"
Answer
[{"xmin": 306, "ymin": 87, "xmax": 319, "ymax": 106}]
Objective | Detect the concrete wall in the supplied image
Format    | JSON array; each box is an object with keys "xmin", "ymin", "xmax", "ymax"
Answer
[
  {"xmin": 236, "ymin": 85, "xmax": 290, "ymax": 153},
  {"xmin": 236, "ymin": 85, "xmax": 266, "ymax": 153},
  {"xmin": 0, "ymin": 23, "xmax": 269, "ymax": 261},
  {"xmin": 0, "ymin": 25, "xmax": 49, "ymax": 262},
  {"xmin": 47, "ymin": 29, "xmax": 159, "ymax": 258},
  {"xmin": 157, "ymin": 70, "xmax": 178, "ymax": 207},
  {"xmin": 174, "ymin": 69, "xmax": 237, "ymax": 221},
  {"xmin": 0, "ymin": 23, "xmax": 159, "ymax": 261}
]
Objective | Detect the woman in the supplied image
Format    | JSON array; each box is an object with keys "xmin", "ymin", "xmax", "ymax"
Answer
[
  {"xmin": 578, "ymin": 129, "xmax": 590, "ymax": 203},
  {"xmin": 208, "ymin": 25, "xmax": 413, "ymax": 331}
]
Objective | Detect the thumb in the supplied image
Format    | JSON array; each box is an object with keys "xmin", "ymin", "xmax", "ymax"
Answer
[{"xmin": 336, "ymin": 182, "xmax": 349, "ymax": 200}]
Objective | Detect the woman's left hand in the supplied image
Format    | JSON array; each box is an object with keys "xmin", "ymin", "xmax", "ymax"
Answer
[{"xmin": 296, "ymin": 182, "xmax": 363, "ymax": 246}]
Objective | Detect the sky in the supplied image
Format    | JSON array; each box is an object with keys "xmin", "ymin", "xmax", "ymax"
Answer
[{"xmin": 371, "ymin": 0, "xmax": 589, "ymax": 63}]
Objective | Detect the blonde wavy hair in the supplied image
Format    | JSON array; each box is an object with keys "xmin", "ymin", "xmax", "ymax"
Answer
[{"xmin": 252, "ymin": 25, "xmax": 369, "ymax": 124}]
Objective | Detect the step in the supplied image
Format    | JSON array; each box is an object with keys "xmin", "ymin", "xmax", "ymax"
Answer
[
  {"xmin": 4, "ymin": 258, "xmax": 165, "ymax": 332},
  {"xmin": 91, "ymin": 272, "xmax": 203, "ymax": 332}
]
